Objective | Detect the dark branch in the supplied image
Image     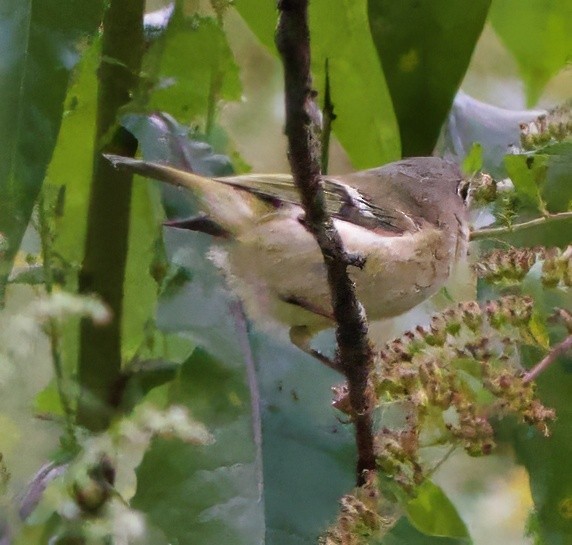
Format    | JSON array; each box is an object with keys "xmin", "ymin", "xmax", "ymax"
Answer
[
  {"xmin": 321, "ymin": 58, "xmax": 336, "ymax": 175},
  {"xmin": 275, "ymin": 0, "xmax": 375, "ymax": 486}
]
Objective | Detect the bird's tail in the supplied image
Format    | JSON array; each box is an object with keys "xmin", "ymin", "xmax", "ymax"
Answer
[{"xmin": 105, "ymin": 154, "xmax": 259, "ymax": 235}]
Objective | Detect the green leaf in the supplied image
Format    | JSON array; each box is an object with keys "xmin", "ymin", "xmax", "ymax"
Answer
[
  {"xmin": 368, "ymin": 0, "xmax": 490, "ymax": 156},
  {"xmin": 0, "ymin": 0, "xmax": 103, "ymax": 292},
  {"xmin": 34, "ymin": 380, "xmax": 65, "ymax": 417},
  {"xmin": 47, "ymin": 40, "xmax": 164, "ymax": 373},
  {"xmin": 490, "ymin": 141, "xmax": 572, "ymax": 246},
  {"xmin": 405, "ymin": 480, "xmax": 470, "ymax": 539},
  {"xmin": 385, "ymin": 516, "xmax": 471, "ymax": 545},
  {"xmin": 233, "ymin": 0, "xmax": 277, "ymax": 51},
  {"xmin": 235, "ymin": 0, "xmax": 401, "ymax": 168},
  {"xmin": 461, "ymin": 143, "xmax": 483, "ymax": 176},
  {"xmin": 141, "ymin": 12, "xmax": 241, "ymax": 127},
  {"xmin": 47, "ymin": 41, "xmax": 99, "ymax": 272},
  {"xmin": 308, "ymin": 0, "xmax": 400, "ymax": 167},
  {"xmin": 541, "ymin": 141, "xmax": 572, "ymax": 214},
  {"xmin": 253, "ymin": 334, "xmax": 355, "ymax": 545},
  {"xmin": 504, "ymin": 154, "xmax": 549, "ymax": 211},
  {"xmin": 489, "ymin": 0, "xmax": 572, "ymax": 107},
  {"xmin": 46, "ymin": 41, "xmax": 99, "ymax": 377},
  {"xmin": 529, "ymin": 310, "xmax": 550, "ymax": 350}
]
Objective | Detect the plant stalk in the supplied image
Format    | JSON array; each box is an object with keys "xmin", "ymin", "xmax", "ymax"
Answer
[{"xmin": 77, "ymin": 0, "xmax": 146, "ymax": 431}]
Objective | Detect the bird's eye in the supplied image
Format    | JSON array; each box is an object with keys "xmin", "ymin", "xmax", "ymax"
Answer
[{"xmin": 458, "ymin": 179, "xmax": 470, "ymax": 202}]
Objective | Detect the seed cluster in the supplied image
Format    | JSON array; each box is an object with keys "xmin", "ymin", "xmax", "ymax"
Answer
[
  {"xmin": 476, "ymin": 246, "xmax": 572, "ymax": 288},
  {"xmin": 520, "ymin": 102, "xmax": 572, "ymax": 151},
  {"xmin": 319, "ymin": 472, "xmax": 398, "ymax": 545},
  {"xmin": 370, "ymin": 296, "xmax": 554, "ymax": 488}
]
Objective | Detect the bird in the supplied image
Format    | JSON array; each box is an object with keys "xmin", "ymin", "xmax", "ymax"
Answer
[{"xmin": 106, "ymin": 154, "xmax": 469, "ymax": 362}]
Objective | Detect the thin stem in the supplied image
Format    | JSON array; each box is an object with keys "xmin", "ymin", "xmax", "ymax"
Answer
[
  {"xmin": 276, "ymin": 0, "xmax": 375, "ymax": 486},
  {"xmin": 470, "ymin": 211, "xmax": 572, "ymax": 241},
  {"xmin": 523, "ymin": 334, "xmax": 572, "ymax": 383},
  {"xmin": 427, "ymin": 445, "xmax": 456, "ymax": 478},
  {"xmin": 37, "ymin": 191, "xmax": 76, "ymax": 445},
  {"xmin": 321, "ymin": 58, "xmax": 336, "ymax": 175},
  {"xmin": 229, "ymin": 300, "xmax": 264, "ymax": 496}
]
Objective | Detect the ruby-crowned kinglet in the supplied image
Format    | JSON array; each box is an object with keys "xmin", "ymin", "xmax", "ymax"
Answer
[{"xmin": 106, "ymin": 155, "xmax": 469, "ymax": 354}]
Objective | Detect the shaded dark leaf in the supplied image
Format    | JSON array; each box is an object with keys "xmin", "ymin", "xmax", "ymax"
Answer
[{"xmin": 368, "ymin": 0, "xmax": 490, "ymax": 156}]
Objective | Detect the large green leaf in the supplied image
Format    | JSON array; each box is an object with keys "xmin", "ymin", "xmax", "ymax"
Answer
[
  {"xmin": 133, "ymin": 347, "xmax": 265, "ymax": 545},
  {"xmin": 125, "ymin": 115, "xmax": 355, "ymax": 544},
  {"xmin": 235, "ymin": 0, "xmax": 400, "ymax": 168},
  {"xmin": 309, "ymin": 0, "xmax": 400, "ymax": 168},
  {"xmin": 121, "ymin": 181, "xmax": 163, "ymax": 361},
  {"xmin": 125, "ymin": 115, "xmax": 264, "ymax": 544},
  {"xmin": 489, "ymin": 0, "xmax": 572, "ymax": 107},
  {"xmin": 0, "ymin": 0, "xmax": 103, "ymax": 292},
  {"xmin": 252, "ymin": 334, "xmax": 355, "ymax": 545},
  {"xmin": 368, "ymin": 0, "xmax": 490, "ymax": 157},
  {"xmin": 47, "ymin": 42, "xmax": 99, "ymax": 272}
]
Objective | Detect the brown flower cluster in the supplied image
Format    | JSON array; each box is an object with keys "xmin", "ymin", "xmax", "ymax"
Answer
[
  {"xmin": 468, "ymin": 172, "xmax": 497, "ymax": 205},
  {"xmin": 370, "ymin": 296, "xmax": 554, "ymax": 486},
  {"xmin": 541, "ymin": 246, "xmax": 572, "ymax": 288},
  {"xmin": 476, "ymin": 246, "xmax": 572, "ymax": 288},
  {"xmin": 520, "ymin": 102, "xmax": 572, "ymax": 151},
  {"xmin": 319, "ymin": 472, "xmax": 399, "ymax": 545}
]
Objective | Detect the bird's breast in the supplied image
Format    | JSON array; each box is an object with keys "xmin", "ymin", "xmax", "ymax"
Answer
[{"xmin": 223, "ymin": 212, "xmax": 467, "ymax": 331}]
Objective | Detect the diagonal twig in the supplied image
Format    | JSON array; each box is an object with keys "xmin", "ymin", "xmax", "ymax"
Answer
[
  {"xmin": 470, "ymin": 211, "xmax": 572, "ymax": 241},
  {"xmin": 523, "ymin": 334, "xmax": 572, "ymax": 383}
]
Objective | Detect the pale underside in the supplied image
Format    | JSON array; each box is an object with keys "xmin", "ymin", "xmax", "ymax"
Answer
[{"xmin": 220, "ymin": 206, "xmax": 467, "ymax": 333}]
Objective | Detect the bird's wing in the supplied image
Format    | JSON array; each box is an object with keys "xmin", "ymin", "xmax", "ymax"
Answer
[
  {"xmin": 323, "ymin": 176, "xmax": 419, "ymax": 234},
  {"xmin": 214, "ymin": 173, "xmax": 418, "ymax": 235},
  {"xmin": 104, "ymin": 155, "xmax": 418, "ymax": 235}
]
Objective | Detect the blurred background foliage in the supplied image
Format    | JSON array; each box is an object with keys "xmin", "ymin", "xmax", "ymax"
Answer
[{"xmin": 0, "ymin": 0, "xmax": 571, "ymax": 544}]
